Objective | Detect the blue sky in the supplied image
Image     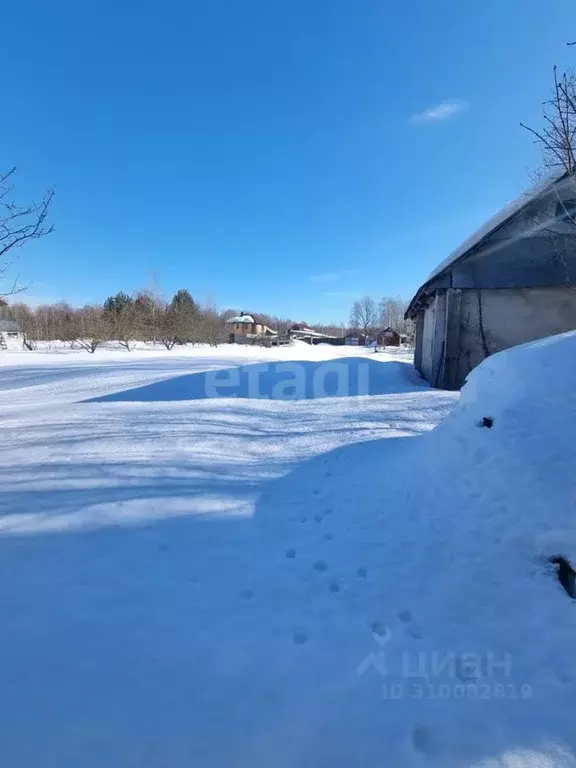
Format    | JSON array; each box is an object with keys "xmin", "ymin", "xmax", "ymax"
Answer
[{"xmin": 3, "ymin": 0, "xmax": 575, "ymax": 322}]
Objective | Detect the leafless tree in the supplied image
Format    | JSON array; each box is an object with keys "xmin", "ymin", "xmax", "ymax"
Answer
[
  {"xmin": 349, "ymin": 296, "xmax": 379, "ymax": 337},
  {"xmin": 378, "ymin": 296, "xmax": 410, "ymax": 333},
  {"xmin": 521, "ymin": 67, "xmax": 576, "ymax": 175},
  {"xmin": 521, "ymin": 66, "xmax": 576, "ymax": 293},
  {"xmin": 198, "ymin": 302, "xmax": 224, "ymax": 346},
  {"xmin": 0, "ymin": 168, "xmax": 54, "ymax": 294},
  {"xmin": 159, "ymin": 304, "xmax": 179, "ymax": 350},
  {"xmin": 73, "ymin": 306, "xmax": 107, "ymax": 353},
  {"xmin": 314, "ymin": 321, "xmax": 346, "ymax": 337},
  {"xmin": 256, "ymin": 313, "xmax": 295, "ymax": 335},
  {"xmin": 5, "ymin": 301, "xmax": 33, "ymax": 342}
]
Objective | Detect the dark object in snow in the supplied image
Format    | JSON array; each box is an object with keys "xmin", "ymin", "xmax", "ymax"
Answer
[
  {"xmin": 479, "ymin": 417, "xmax": 494, "ymax": 428},
  {"xmin": 550, "ymin": 556, "xmax": 576, "ymax": 599}
]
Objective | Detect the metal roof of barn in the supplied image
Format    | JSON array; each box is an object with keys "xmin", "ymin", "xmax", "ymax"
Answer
[{"xmin": 405, "ymin": 170, "xmax": 569, "ymax": 318}]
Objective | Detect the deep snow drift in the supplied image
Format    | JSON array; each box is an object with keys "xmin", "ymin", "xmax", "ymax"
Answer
[{"xmin": 0, "ymin": 338, "xmax": 575, "ymax": 767}]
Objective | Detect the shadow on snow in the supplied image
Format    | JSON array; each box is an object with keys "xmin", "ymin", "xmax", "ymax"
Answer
[{"xmin": 84, "ymin": 358, "xmax": 427, "ymax": 403}]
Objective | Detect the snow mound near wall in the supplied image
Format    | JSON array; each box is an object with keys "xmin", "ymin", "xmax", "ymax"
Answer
[
  {"xmin": 433, "ymin": 330, "xmax": 576, "ymax": 560},
  {"xmin": 353, "ymin": 331, "xmax": 576, "ymax": 764},
  {"xmin": 455, "ymin": 330, "xmax": 576, "ymax": 435},
  {"xmin": 238, "ymin": 331, "xmax": 576, "ymax": 766}
]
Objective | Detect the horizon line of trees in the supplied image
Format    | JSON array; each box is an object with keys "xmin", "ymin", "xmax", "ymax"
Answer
[
  {"xmin": 1, "ymin": 290, "xmax": 413, "ymax": 351},
  {"xmin": 3, "ymin": 289, "xmax": 220, "ymax": 351}
]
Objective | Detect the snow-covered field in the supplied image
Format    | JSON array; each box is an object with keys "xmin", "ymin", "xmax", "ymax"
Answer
[{"xmin": 0, "ymin": 338, "xmax": 575, "ymax": 767}]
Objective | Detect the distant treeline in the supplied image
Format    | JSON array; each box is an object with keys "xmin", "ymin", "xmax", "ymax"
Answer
[{"xmin": 0, "ymin": 290, "xmax": 354, "ymax": 352}]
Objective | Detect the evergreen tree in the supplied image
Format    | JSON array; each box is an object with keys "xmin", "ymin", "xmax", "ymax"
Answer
[
  {"xmin": 168, "ymin": 289, "xmax": 198, "ymax": 344},
  {"xmin": 103, "ymin": 292, "xmax": 136, "ymax": 349}
]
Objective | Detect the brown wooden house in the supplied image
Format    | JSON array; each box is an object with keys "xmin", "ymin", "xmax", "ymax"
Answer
[{"xmin": 377, "ymin": 327, "xmax": 401, "ymax": 346}]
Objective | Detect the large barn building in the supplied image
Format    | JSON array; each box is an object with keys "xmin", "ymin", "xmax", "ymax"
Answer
[{"xmin": 406, "ymin": 171, "xmax": 576, "ymax": 390}]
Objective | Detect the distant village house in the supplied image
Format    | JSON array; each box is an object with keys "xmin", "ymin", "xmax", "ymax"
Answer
[
  {"xmin": 344, "ymin": 332, "xmax": 366, "ymax": 346},
  {"xmin": 287, "ymin": 323, "xmax": 336, "ymax": 345},
  {"xmin": 0, "ymin": 320, "xmax": 24, "ymax": 351},
  {"xmin": 225, "ymin": 313, "xmax": 278, "ymax": 344},
  {"xmin": 376, "ymin": 327, "xmax": 401, "ymax": 347}
]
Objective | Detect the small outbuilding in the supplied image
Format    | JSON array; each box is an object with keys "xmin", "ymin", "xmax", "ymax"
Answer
[
  {"xmin": 344, "ymin": 333, "xmax": 366, "ymax": 346},
  {"xmin": 377, "ymin": 327, "xmax": 401, "ymax": 347},
  {"xmin": 406, "ymin": 171, "xmax": 576, "ymax": 390},
  {"xmin": 0, "ymin": 320, "xmax": 24, "ymax": 350},
  {"xmin": 287, "ymin": 323, "xmax": 333, "ymax": 345}
]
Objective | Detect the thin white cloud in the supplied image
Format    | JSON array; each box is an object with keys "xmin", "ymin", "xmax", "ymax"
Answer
[
  {"xmin": 310, "ymin": 270, "xmax": 356, "ymax": 284},
  {"xmin": 410, "ymin": 99, "xmax": 469, "ymax": 124}
]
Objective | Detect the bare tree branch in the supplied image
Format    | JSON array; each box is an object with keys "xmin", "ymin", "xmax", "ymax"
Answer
[
  {"xmin": 521, "ymin": 67, "xmax": 576, "ymax": 294},
  {"xmin": 0, "ymin": 168, "xmax": 54, "ymax": 295},
  {"xmin": 349, "ymin": 296, "xmax": 378, "ymax": 338},
  {"xmin": 521, "ymin": 67, "xmax": 576, "ymax": 175}
]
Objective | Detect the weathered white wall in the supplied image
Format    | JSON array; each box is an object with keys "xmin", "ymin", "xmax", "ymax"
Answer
[
  {"xmin": 420, "ymin": 297, "xmax": 436, "ymax": 382},
  {"xmin": 456, "ymin": 286, "xmax": 576, "ymax": 386},
  {"xmin": 430, "ymin": 291, "xmax": 446, "ymax": 386},
  {"xmin": 225, "ymin": 322, "xmax": 264, "ymax": 335},
  {"xmin": 418, "ymin": 293, "xmax": 448, "ymax": 385},
  {"xmin": 413, "ymin": 311, "xmax": 424, "ymax": 373}
]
